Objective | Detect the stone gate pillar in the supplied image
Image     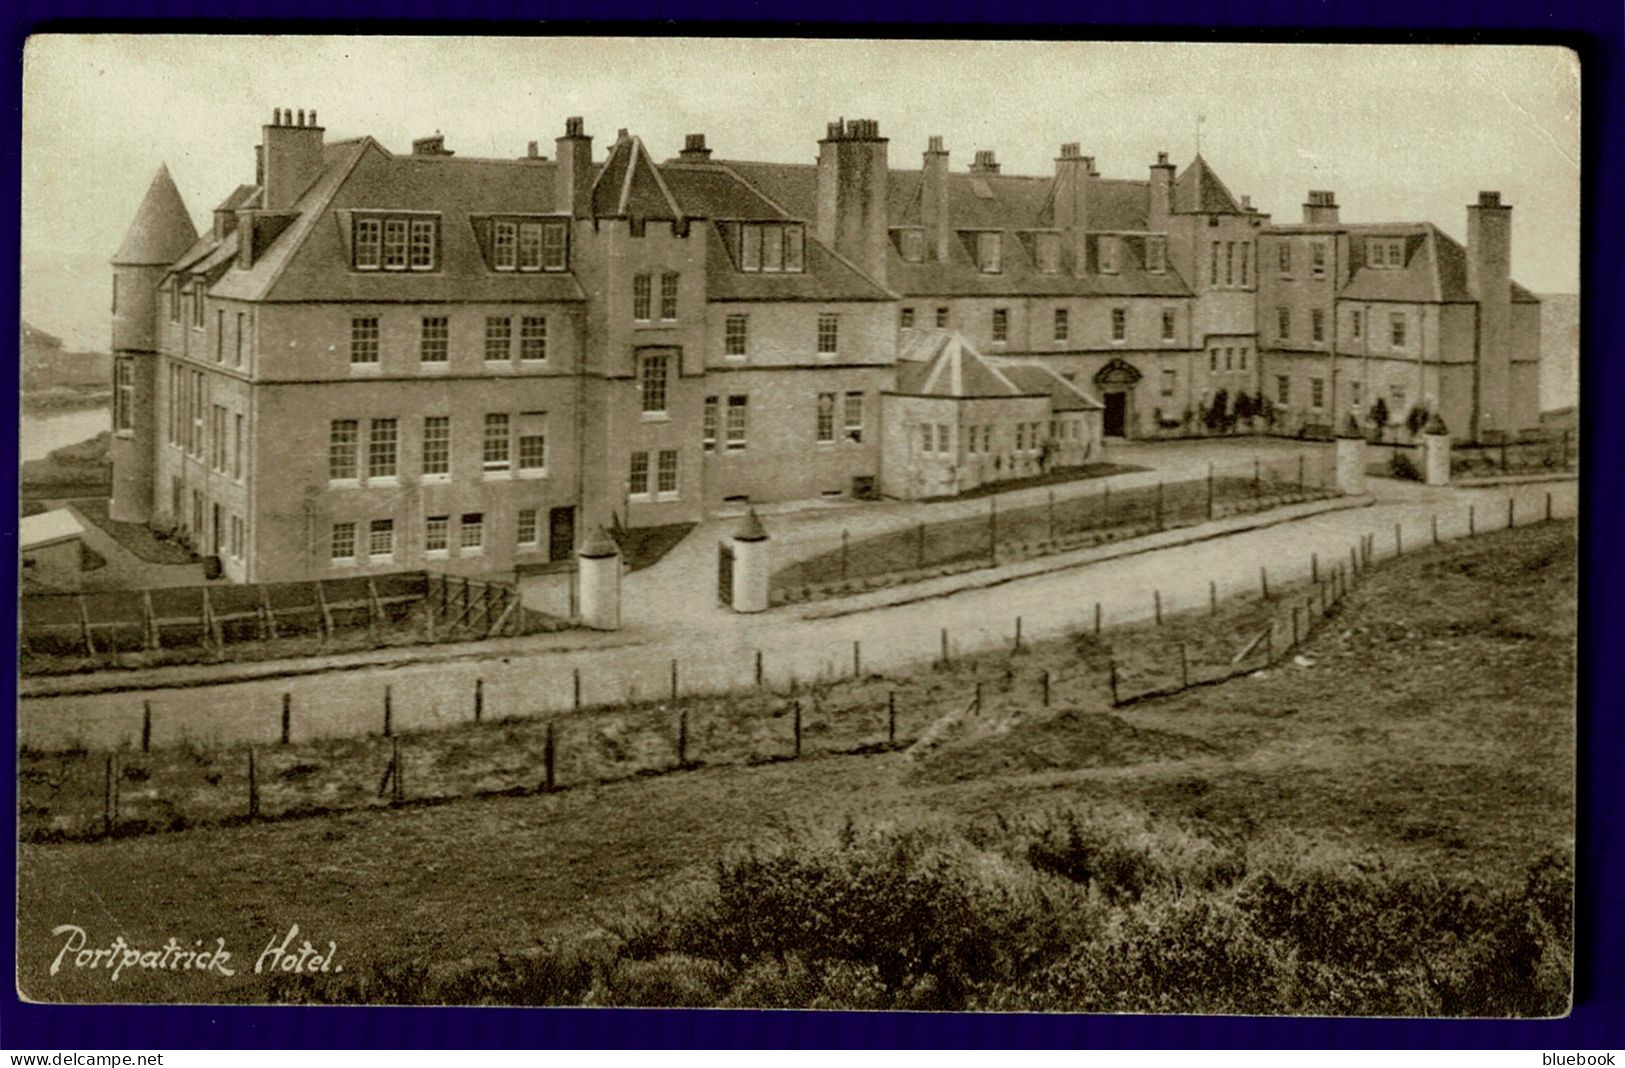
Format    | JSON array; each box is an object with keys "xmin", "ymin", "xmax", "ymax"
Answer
[
  {"xmin": 577, "ymin": 527, "xmax": 622, "ymax": 631},
  {"xmin": 1422, "ymin": 413, "xmax": 1452, "ymax": 487},
  {"xmin": 1335, "ymin": 414, "xmax": 1367, "ymax": 495},
  {"xmin": 731, "ymin": 510, "xmax": 771, "ymax": 614}
]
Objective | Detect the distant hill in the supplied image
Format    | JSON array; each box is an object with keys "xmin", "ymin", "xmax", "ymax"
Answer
[
  {"xmin": 1538, "ymin": 293, "xmax": 1578, "ymax": 416},
  {"xmin": 21, "ymin": 320, "xmax": 110, "ymax": 391}
]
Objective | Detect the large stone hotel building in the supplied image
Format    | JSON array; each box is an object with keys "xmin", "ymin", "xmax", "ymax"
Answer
[{"xmin": 108, "ymin": 110, "xmax": 1541, "ymax": 583}]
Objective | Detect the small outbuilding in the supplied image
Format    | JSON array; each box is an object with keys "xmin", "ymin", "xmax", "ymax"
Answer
[{"xmin": 20, "ymin": 509, "xmax": 89, "ymax": 591}]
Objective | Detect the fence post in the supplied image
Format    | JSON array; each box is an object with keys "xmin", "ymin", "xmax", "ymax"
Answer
[
  {"xmin": 474, "ymin": 678, "xmax": 484, "ymax": 723},
  {"xmin": 391, "ymin": 737, "xmax": 403, "ymax": 803},
  {"xmin": 1048, "ymin": 490, "xmax": 1057, "ymax": 543},
  {"xmin": 1210, "ymin": 580, "xmax": 1218, "ymax": 616},
  {"xmin": 678, "ymin": 709, "xmax": 688, "ymax": 768},
  {"xmin": 853, "ymin": 640, "xmax": 862, "ymax": 677},
  {"xmin": 1432, "ymin": 514, "xmax": 1439, "ymax": 546},
  {"xmin": 1155, "ymin": 481, "xmax": 1165, "ymax": 531},
  {"xmin": 917, "ymin": 522, "xmax": 926, "ymax": 569},
  {"xmin": 1311, "ymin": 553, "xmax": 1318, "ymax": 584},
  {"xmin": 1253, "ymin": 457, "xmax": 1261, "ymax": 500},
  {"xmin": 103, "ymin": 754, "xmax": 115, "ymax": 838},
  {"xmin": 1298, "ymin": 454, "xmax": 1305, "ymax": 493},
  {"xmin": 1394, "ymin": 523, "xmax": 1402, "ymax": 557},
  {"xmin": 543, "ymin": 721, "xmax": 556, "ymax": 792},
  {"xmin": 1104, "ymin": 483, "xmax": 1112, "ymax": 530},
  {"xmin": 248, "ymin": 746, "xmax": 259, "ymax": 819},
  {"xmin": 1469, "ymin": 504, "xmax": 1476, "ymax": 536},
  {"xmin": 940, "ymin": 627, "xmax": 950, "ymax": 667},
  {"xmin": 1094, "ymin": 601, "xmax": 1102, "ymax": 636},
  {"xmin": 988, "ymin": 496, "xmax": 998, "ymax": 564},
  {"xmin": 1154, "ymin": 590, "xmax": 1163, "ymax": 625},
  {"xmin": 1179, "ymin": 643, "xmax": 1189, "ymax": 689},
  {"xmin": 1562, "ymin": 429, "xmax": 1570, "ymax": 467},
  {"xmin": 383, "ymin": 685, "xmax": 393, "ymax": 737},
  {"xmin": 840, "ymin": 529, "xmax": 850, "ymax": 582},
  {"xmin": 1507, "ymin": 496, "xmax": 1515, "ymax": 530},
  {"xmin": 1291, "ymin": 607, "xmax": 1300, "ymax": 648},
  {"xmin": 142, "ymin": 701, "xmax": 152, "ymax": 753},
  {"xmin": 1207, "ymin": 463, "xmax": 1214, "ymax": 520},
  {"xmin": 793, "ymin": 701, "xmax": 802, "ymax": 759},
  {"xmin": 281, "ymin": 693, "xmax": 291, "ymax": 745},
  {"xmin": 670, "ymin": 659, "xmax": 678, "ymax": 702},
  {"xmin": 1546, "ymin": 492, "xmax": 1553, "ymax": 523},
  {"xmin": 1042, "ymin": 670, "xmax": 1051, "ymax": 707},
  {"xmin": 1350, "ymin": 545, "xmax": 1359, "ymax": 575},
  {"xmin": 974, "ymin": 681, "xmax": 984, "ymax": 713},
  {"xmin": 573, "ymin": 667, "xmax": 581, "ymax": 712},
  {"xmin": 1260, "ymin": 566, "xmax": 1270, "ymax": 600},
  {"xmin": 1014, "ymin": 616, "xmax": 1023, "ymax": 652},
  {"xmin": 888, "ymin": 691, "xmax": 897, "ymax": 746},
  {"xmin": 1108, "ymin": 657, "xmax": 1120, "ymax": 707},
  {"xmin": 755, "ymin": 649, "xmax": 764, "ymax": 688}
]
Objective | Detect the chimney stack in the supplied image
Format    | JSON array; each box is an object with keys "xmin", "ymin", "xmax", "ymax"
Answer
[
  {"xmin": 259, "ymin": 106, "xmax": 325, "ymax": 210},
  {"xmin": 526, "ymin": 140, "xmax": 541, "ymax": 159},
  {"xmin": 1467, "ymin": 190, "xmax": 1514, "ymax": 440},
  {"xmin": 411, "ymin": 133, "xmax": 452, "ymax": 156},
  {"xmin": 815, "ymin": 118, "xmax": 889, "ymax": 287},
  {"xmin": 555, "ymin": 116, "xmax": 594, "ymax": 219},
  {"xmin": 1149, "ymin": 151, "xmax": 1175, "ymax": 231},
  {"xmin": 969, "ymin": 149, "xmax": 1000, "ymax": 175},
  {"xmin": 679, "ymin": 133, "xmax": 713, "ymax": 162},
  {"xmin": 1302, "ymin": 189, "xmax": 1340, "ymax": 225},
  {"xmin": 921, "ymin": 135, "xmax": 950, "ymax": 262},
  {"xmin": 1054, "ymin": 142, "xmax": 1095, "ymax": 277}
]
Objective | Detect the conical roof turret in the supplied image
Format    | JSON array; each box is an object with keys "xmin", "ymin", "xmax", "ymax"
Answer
[
  {"xmin": 735, "ymin": 509, "xmax": 769, "ymax": 542},
  {"xmin": 112, "ymin": 165, "xmax": 198, "ymax": 267}
]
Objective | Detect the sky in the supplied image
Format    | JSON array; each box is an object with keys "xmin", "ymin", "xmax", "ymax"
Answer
[{"xmin": 22, "ymin": 36, "xmax": 1581, "ymax": 352}]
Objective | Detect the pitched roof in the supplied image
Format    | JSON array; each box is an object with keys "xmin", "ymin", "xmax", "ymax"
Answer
[
  {"xmin": 113, "ymin": 165, "xmax": 199, "ymax": 266},
  {"xmin": 702, "ymin": 223, "xmax": 892, "ymax": 302},
  {"xmin": 662, "ymin": 163, "xmax": 787, "ymax": 220},
  {"xmin": 893, "ymin": 330, "xmax": 1037, "ymax": 398},
  {"xmin": 886, "ymin": 229, "xmax": 1191, "ymax": 299},
  {"xmin": 591, "ymin": 136, "xmax": 682, "ymax": 219},
  {"xmin": 1173, "ymin": 155, "xmax": 1244, "ymax": 215},
  {"xmin": 20, "ymin": 509, "xmax": 85, "ymax": 551},
  {"xmin": 1335, "ymin": 223, "xmax": 1541, "ymax": 305},
  {"xmin": 990, "ymin": 360, "xmax": 1105, "ymax": 410}
]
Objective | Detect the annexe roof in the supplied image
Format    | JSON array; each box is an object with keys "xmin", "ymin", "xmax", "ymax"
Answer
[
  {"xmin": 703, "ymin": 223, "xmax": 894, "ymax": 303},
  {"xmin": 991, "ymin": 360, "xmax": 1106, "ymax": 411},
  {"xmin": 893, "ymin": 329, "xmax": 1040, "ymax": 398},
  {"xmin": 20, "ymin": 509, "xmax": 86, "ymax": 551}
]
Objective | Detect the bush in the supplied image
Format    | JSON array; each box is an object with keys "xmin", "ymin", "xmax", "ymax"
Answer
[{"xmin": 1388, "ymin": 450, "xmax": 1423, "ymax": 481}]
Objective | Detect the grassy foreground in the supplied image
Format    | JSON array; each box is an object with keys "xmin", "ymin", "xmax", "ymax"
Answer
[{"xmin": 16, "ymin": 521, "xmax": 1574, "ymax": 1013}]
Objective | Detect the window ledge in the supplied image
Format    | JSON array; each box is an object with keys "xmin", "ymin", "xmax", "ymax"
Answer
[
  {"xmin": 426, "ymin": 549, "xmax": 450, "ymax": 559},
  {"xmin": 518, "ymin": 469, "xmax": 549, "ymax": 480},
  {"xmin": 420, "ymin": 363, "xmax": 450, "ymax": 373},
  {"xmin": 640, "ymin": 412, "xmax": 671, "ymax": 423},
  {"xmin": 349, "ymin": 364, "xmax": 382, "ymax": 374},
  {"xmin": 368, "ymin": 477, "xmax": 401, "ymax": 488},
  {"xmin": 483, "ymin": 470, "xmax": 514, "ymax": 481},
  {"xmin": 328, "ymin": 478, "xmax": 361, "ymax": 489}
]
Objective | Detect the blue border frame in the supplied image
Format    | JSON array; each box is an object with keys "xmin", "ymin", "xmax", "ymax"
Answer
[{"xmin": 4, "ymin": 3, "xmax": 1621, "ymax": 1049}]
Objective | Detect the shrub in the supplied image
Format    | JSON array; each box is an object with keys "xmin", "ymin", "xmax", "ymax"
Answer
[{"xmin": 1388, "ymin": 450, "xmax": 1423, "ymax": 481}]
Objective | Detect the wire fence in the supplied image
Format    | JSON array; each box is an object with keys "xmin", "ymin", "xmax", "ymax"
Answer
[{"xmin": 770, "ymin": 453, "xmax": 1338, "ymax": 603}]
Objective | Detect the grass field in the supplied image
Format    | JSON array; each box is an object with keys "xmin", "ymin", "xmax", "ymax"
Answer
[{"xmin": 15, "ymin": 520, "xmax": 1574, "ymax": 1011}]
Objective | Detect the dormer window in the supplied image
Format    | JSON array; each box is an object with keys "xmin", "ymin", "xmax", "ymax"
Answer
[
  {"xmin": 353, "ymin": 213, "xmax": 440, "ymax": 272},
  {"xmin": 738, "ymin": 223, "xmax": 806, "ymax": 273},
  {"xmin": 1145, "ymin": 235, "xmax": 1167, "ymax": 274},
  {"xmin": 900, "ymin": 229, "xmax": 925, "ymax": 263},
  {"xmin": 490, "ymin": 217, "xmax": 568, "ymax": 272},
  {"xmin": 1035, "ymin": 232, "xmax": 1061, "ymax": 274},
  {"xmin": 1098, "ymin": 235, "xmax": 1121, "ymax": 275},
  {"xmin": 976, "ymin": 232, "xmax": 1002, "ymax": 274},
  {"xmin": 1368, "ymin": 238, "xmax": 1405, "ymax": 268}
]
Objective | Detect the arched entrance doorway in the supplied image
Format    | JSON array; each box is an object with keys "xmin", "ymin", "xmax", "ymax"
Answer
[{"xmin": 1093, "ymin": 358, "xmax": 1143, "ymax": 439}]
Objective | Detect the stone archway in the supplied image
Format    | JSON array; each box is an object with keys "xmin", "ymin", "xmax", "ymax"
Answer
[{"xmin": 1093, "ymin": 358, "xmax": 1143, "ymax": 439}]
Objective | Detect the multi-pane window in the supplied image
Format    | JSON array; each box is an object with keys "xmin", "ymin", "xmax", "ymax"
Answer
[
  {"xmin": 1098, "ymin": 235, "xmax": 1120, "ymax": 275},
  {"xmin": 935, "ymin": 307, "xmax": 949, "ymax": 329},
  {"xmin": 1368, "ymin": 238, "xmax": 1405, "ymax": 268},
  {"xmin": 1276, "ymin": 375, "xmax": 1291, "ymax": 404},
  {"xmin": 1390, "ymin": 312, "xmax": 1407, "ymax": 348},
  {"xmin": 1240, "ymin": 242, "xmax": 1251, "ymax": 286},
  {"xmin": 518, "ymin": 222, "xmax": 543, "ymax": 271},
  {"xmin": 937, "ymin": 424, "xmax": 951, "ymax": 455},
  {"xmin": 1311, "ymin": 378, "xmax": 1326, "ymax": 409},
  {"xmin": 368, "ymin": 519, "xmax": 394, "ymax": 559},
  {"xmin": 640, "ymin": 353, "xmax": 670, "ymax": 414},
  {"xmin": 899, "ymin": 307, "xmax": 915, "ymax": 330},
  {"xmin": 331, "ymin": 522, "xmax": 357, "ymax": 561},
  {"xmin": 329, "ymin": 420, "xmax": 359, "ymax": 481},
  {"xmin": 724, "ymin": 314, "xmax": 748, "ymax": 358},
  {"xmin": 483, "ymin": 413, "xmax": 511, "ymax": 472},
  {"xmin": 725, "ymin": 395, "xmax": 748, "ymax": 451},
  {"xmin": 1278, "ymin": 244, "xmax": 1292, "ymax": 275},
  {"xmin": 1054, "ymin": 308, "xmax": 1069, "ymax": 342},
  {"xmin": 229, "ymin": 515, "xmax": 244, "ymax": 561},
  {"xmin": 383, "ymin": 219, "xmax": 408, "ymax": 270},
  {"xmin": 1311, "ymin": 242, "xmax": 1328, "ymax": 277},
  {"xmin": 738, "ymin": 223, "xmax": 806, "ymax": 273},
  {"xmin": 1225, "ymin": 348, "xmax": 1234, "ymax": 371},
  {"xmin": 1240, "ymin": 347, "xmax": 1250, "ymax": 371},
  {"xmin": 1016, "ymin": 422, "xmax": 1027, "ymax": 452},
  {"xmin": 485, "ymin": 317, "xmax": 511, "ymax": 363},
  {"xmin": 1110, "ymin": 308, "xmax": 1126, "ymax": 342},
  {"xmin": 992, "ymin": 308, "xmax": 1009, "ymax": 343},
  {"xmin": 1210, "ymin": 242, "xmax": 1221, "ymax": 288},
  {"xmin": 632, "ymin": 275, "xmax": 652, "ymax": 320},
  {"xmin": 215, "ymin": 309, "xmax": 224, "ymax": 361},
  {"xmin": 493, "ymin": 222, "xmax": 517, "ymax": 270},
  {"xmin": 518, "ymin": 413, "xmax": 547, "ymax": 472},
  {"xmin": 354, "ymin": 218, "xmax": 381, "ymax": 269},
  {"xmin": 425, "ymin": 516, "xmax": 449, "ymax": 555},
  {"xmin": 816, "ymin": 392, "xmax": 836, "ymax": 443},
  {"xmin": 1145, "ymin": 235, "xmax": 1167, "ymax": 273},
  {"xmin": 1277, "ymin": 306, "xmax": 1291, "ymax": 341},
  {"xmin": 520, "ymin": 317, "xmax": 547, "ymax": 362},
  {"xmin": 702, "ymin": 396, "xmax": 719, "ymax": 452},
  {"xmin": 422, "ymin": 416, "xmax": 450, "ymax": 477},
  {"xmin": 1311, "ymin": 308, "xmax": 1326, "ymax": 343},
  {"xmin": 1350, "ymin": 381, "xmax": 1363, "ymax": 406},
  {"xmin": 350, "ymin": 317, "xmax": 379, "ymax": 366},
  {"xmin": 113, "ymin": 357, "xmax": 134, "ymax": 432},
  {"xmin": 843, "ymin": 392, "xmax": 864, "ymax": 443},
  {"xmin": 1390, "ymin": 384, "xmax": 1407, "ymax": 410},
  {"xmin": 169, "ymin": 281, "xmax": 181, "ymax": 323},
  {"xmin": 1225, "ymin": 242, "xmax": 1236, "ymax": 287},
  {"xmin": 1161, "ymin": 368, "xmax": 1176, "ymax": 397},
  {"xmin": 409, "ymin": 219, "xmax": 436, "ymax": 270},
  {"xmin": 967, "ymin": 425, "xmax": 979, "ymax": 454},
  {"xmin": 192, "ymin": 285, "xmax": 205, "ymax": 328},
  {"xmin": 660, "ymin": 273, "xmax": 679, "ymax": 320},
  {"xmin": 977, "ymin": 232, "xmax": 1003, "ymax": 273},
  {"xmin": 1210, "ymin": 349, "xmax": 1220, "ymax": 372},
  {"xmin": 459, "ymin": 513, "xmax": 484, "ymax": 553},
  {"xmin": 517, "ymin": 508, "xmax": 539, "ymax": 547},
  {"xmin": 656, "ymin": 449, "xmax": 679, "ymax": 496},
  {"xmin": 233, "ymin": 414, "xmax": 243, "ymax": 480},
  {"xmin": 542, "ymin": 222, "xmax": 567, "ymax": 271},
  {"xmin": 1161, "ymin": 309, "xmax": 1176, "ymax": 342},
  {"xmin": 920, "ymin": 424, "xmax": 935, "ymax": 453},
  {"xmin": 817, "ymin": 314, "xmax": 839, "ymax": 355},
  {"xmin": 368, "ymin": 418, "xmax": 399, "ymax": 480},
  {"xmin": 629, "ymin": 451, "xmax": 650, "ymax": 496},
  {"xmin": 190, "ymin": 371, "xmax": 205, "ymax": 458},
  {"xmin": 1036, "ymin": 232, "xmax": 1062, "ymax": 274},
  {"xmin": 235, "ymin": 311, "xmax": 245, "ymax": 366},
  {"xmin": 420, "ymin": 317, "xmax": 449, "ymax": 363}
]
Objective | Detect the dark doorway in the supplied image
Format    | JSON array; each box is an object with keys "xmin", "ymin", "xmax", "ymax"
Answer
[
  {"xmin": 548, "ymin": 506, "xmax": 576, "ymax": 562},
  {"xmin": 1103, "ymin": 391, "xmax": 1128, "ymax": 437}
]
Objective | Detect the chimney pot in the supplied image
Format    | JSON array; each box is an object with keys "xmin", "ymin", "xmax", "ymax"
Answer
[
  {"xmin": 528, "ymin": 140, "xmax": 540, "ymax": 158},
  {"xmin": 564, "ymin": 116, "xmax": 584, "ymax": 137},
  {"xmin": 1241, "ymin": 194, "xmax": 1252, "ymax": 209},
  {"xmin": 1478, "ymin": 190, "xmax": 1503, "ymax": 207},
  {"xmin": 927, "ymin": 135, "xmax": 944, "ymax": 154},
  {"xmin": 310, "ymin": 109, "xmax": 317, "ymax": 126},
  {"xmin": 297, "ymin": 109, "xmax": 305, "ymax": 127},
  {"xmin": 272, "ymin": 107, "xmax": 281, "ymax": 125},
  {"xmin": 1157, "ymin": 151, "xmax": 1170, "ymax": 166}
]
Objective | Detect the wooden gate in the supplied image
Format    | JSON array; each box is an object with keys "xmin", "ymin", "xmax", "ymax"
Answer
[{"xmin": 717, "ymin": 541, "xmax": 734, "ymax": 606}]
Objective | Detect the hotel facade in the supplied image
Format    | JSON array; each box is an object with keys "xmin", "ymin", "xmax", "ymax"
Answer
[{"xmin": 108, "ymin": 111, "xmax": 1541, "ymax": 583}]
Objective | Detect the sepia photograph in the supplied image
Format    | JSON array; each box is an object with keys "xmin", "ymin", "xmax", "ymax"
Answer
[{"xmin": 15, "ymin": 35, "xmax": 1580, "ymax": 1016}]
